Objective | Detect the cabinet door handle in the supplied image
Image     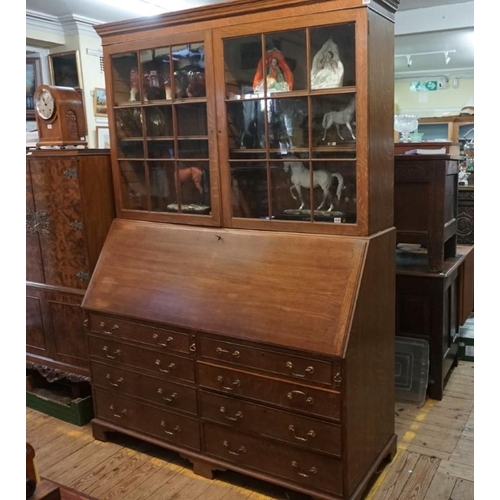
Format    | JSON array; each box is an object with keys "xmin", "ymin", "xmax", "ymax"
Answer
[
  {"xmin": 157, "ymin": 388, "xmax": 178, "ymax": 403},
  {"xmin": 287, "ymin": 390, "xmax": 314, "ymax": 405},
  {"xmin": 189, "ymin": 343, "xmax": 197, "ymax": 353},
  {"xmin": 288, "ymin": 425, "xmax": 316, "ymax": 441},
  {"xmin": 102, "ymin": 346, "xmax": 121, "ymax": 360},
  {"xmin": 106, "ymin": 374, "xmax": 124, "ymax": 387},
  {"xmin": 217, "ymin": 375, "xmax": 240, "ymax": 391},
  {"xmin": 220, "ymin": 406, "xmax": 243, "ymax": 421},
  {"xmin": 153, "ymin": 333, "xmax": 173, "ymax": 347},
  {"xmin": 100, "ymin": 322, "xmax": 119, "ymax": 335},
  {"xmin": 223, "ymin": 440, "xmax": 246, "ymax": 456},
  {"xmin": 156, "ymin": 360, "xmax": 176, "ymax": 373},
  {"xmin": 216, "ymin": 347, "xmax": 240, "ymax": 358},
  {"xmin": 291, "ymin": 461, "xmax": 317, "ymax": 477},
  {"xmin": 286, "ymin": 361, "xmax": 314, "ymax": 378},
  {"xmin": 109, "ymin": 405, "xmax": 127, "ymax": 418},
  {"xmin": 160, "ymin": 422, "xmax": 181, "ymax": 435}
]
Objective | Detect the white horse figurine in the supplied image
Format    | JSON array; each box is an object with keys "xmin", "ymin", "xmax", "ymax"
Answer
[
  {"xmin": 322, "ymin": 97, "xmax": 356, "ymax": 141},
  {"xmin": 283, "ymin": 161, "xmax": 344, "ymax": 211}
]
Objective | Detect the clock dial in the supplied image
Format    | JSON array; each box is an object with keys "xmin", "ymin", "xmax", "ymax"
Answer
[{"xmin": 34, "ymin": 88, "xmax": 55, "ymax": 120}]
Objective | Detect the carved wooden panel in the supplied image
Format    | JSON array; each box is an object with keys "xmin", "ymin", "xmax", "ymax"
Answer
[
  {"xmin": 457, "ymin": 188, "xmax": 474, "ymax": 245},
  {"xmin": 46, "ymin": 291, "xmax": 88, "ymax": 369},
  {"xmin": 29, "ymin": 157, "xmax": 89, "ymax": 289},
  {"xmin": 26, "ymin": 292, "xmax": 48, "ymax": 356},
  {"xmin": 26, "ymin": 162, "xmax": 45, "ymax": 284}
]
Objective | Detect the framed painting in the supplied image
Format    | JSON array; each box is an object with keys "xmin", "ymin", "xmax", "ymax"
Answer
[
  {"xmin": 26, "ymin": 57, "xmax": 42, "ymax": 119},
  {"xmin": 93, "ymin": 88, "xmax": 108, "ymax": 117},
  {"xmin": 96, "ymin": 126, "xmax": 110, "ymax": 149},
  {"xmin": 48, "ymin": 50, "xmax": 82, "ymax": 88}
]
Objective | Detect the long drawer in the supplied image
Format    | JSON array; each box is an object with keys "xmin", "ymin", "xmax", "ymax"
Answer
[
  {"xmin": 204, "ymin": 422, "xmax": 343, "ymax": 497},
  {"xmin": 199, "ymin": 336, "xmax": 338, "ymax": 387},
  {"xmin": 89, "ymin": 313, "xmax": 194, "ymax": 355},
  {"xmin": 198, "ymin": 362, "xmax": 341, "ymax": 421},
  {"xmin": 88, "ymin": 335, "xmax": 195, "ymax": 383},
  {"xmin": 200, "ymin": 391, "xmax": 341, "ymax": 456},
  {"xmin": 91, "ymin": 361, "xmax": 197, "ymax": 416},
  {"xmin": 93, "ymin": 390, "xmax": 200, "ymax": 451}
]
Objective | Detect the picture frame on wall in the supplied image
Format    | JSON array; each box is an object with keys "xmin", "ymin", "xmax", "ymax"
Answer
[
  {"xmin": 26, "ymin": 56, "xmax": 42, "ymax": 119},
  {"xmin": 96, "ymin": 126, "xmax": 110, "ymax": 149},
  {"xmin": 93, "ymin": 88, "xmax": 108, "ymax": 117},
  {"xmin": 48, "ymin": 50, "xmax": 82, "ymax": 89}
]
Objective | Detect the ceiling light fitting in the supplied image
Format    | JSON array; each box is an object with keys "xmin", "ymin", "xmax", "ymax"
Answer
[{"xmin": 395, "ymin": 50, "xmax": 456, "ymax": 66}]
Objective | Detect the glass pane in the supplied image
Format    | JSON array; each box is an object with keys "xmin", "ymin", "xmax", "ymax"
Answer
[
  {"xmin": 119, "ymin": 161, "xmax": 148, "ymax": 210},
  {"xmin": 263, "ymin": 30, "xmax": 306, "ymax": 92},
  {"xmin": 311, "ymin": 93, "xmax": 356, "ymax": 147},
  {"xmin": 227, "ymin": 99, "xmax": 266, "ymax": 151},
  {"xmin": 458, "ymin": 124, "xmax": 474, "ymax": 140},
  {"xmin": 111, "ymin": 52, "xmax": 140, "ymax": 105},
  {"xmin": 416, "ymin": 123, "xmax": 448, "ymax": 141},
  {"xmin": 230, "ymin": 162, "xmax": 269, "ymax": 219},
  {"xmin": 177, "ymin": 104, "xmax": 208, "ymax": 136},
  {"xmin": 147, "ymin": 140, "xmax": 174, "ymax": 159},
  {"xmin": 176, "ymin": 161, "xmax": 211, "ymax": 214},
  {"xmin": 149, "ymin": 161, "xmax": 176, "ymax": 212},
  {"xmin": 310, "ymin": 23, "xmax": 356, "ymax": 89},
  {"xmin": 144, "ymin": 106, "xmax": 173, "ymax": 138},
  {"xmin": 171, "ymin": 43, "xmax": 205, "ymax": 99},
  {"xmin": 268, "ymin": 97, "xmax": 309, "ymax": 153},
  {"xmin": 224, "ymin": 35, "xmax": 262, "ymax": 99},
  {"xmin": 115, "ymin": 107, "xmax": 143, "ymax": 139},
  {"xmin": 178, "ymin": 140, "xmax": 208, "ymax": 159},
  {"xmin": 117, "ymin": 140, "xmax": 144, "ymax": 159},
  {"xmin": 140, "ymin": 48, "xmax": 171, "ymax": 102}
]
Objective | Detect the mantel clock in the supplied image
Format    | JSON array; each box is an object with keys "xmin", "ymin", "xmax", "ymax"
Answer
[{"xmin": 33, "ymin": 85, "xmax": 88, "ymax": 148}]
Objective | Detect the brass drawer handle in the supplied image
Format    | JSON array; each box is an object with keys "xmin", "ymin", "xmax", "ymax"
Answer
[
  {"xmin": 109, "ymin": 405, "xmax": 127, "ymax": 418},
  {"xmin": 223, "ymin": 440, "xmax": 246, "ymax": 456},
  {"xmin": 153, "ymin": 333, "xmax": 173, "ymax": 347},
  {"xmin": 287, "ymin": 390, "xmax": 314, "ymax": 405},
  {"xmin": 291, "ymin": 460, "xmax": 317, "ymax": 477},
  {"xmin": 334, "ymin": 372, "xmax": 342, "ymax": 385},
  {"xmin": 220, "ymin": 406, "xmax": 243, "ymax": 421},
  {"xmin": 106, "ymin": 374, "xmax": 124, "ymax": 387},
  {"xmin": 286, "ymin": 361, "xmax": 314, "ymax": 378},
  {"xmin": 160, "ymin": 422, "xmax": 181, "ymax": 435},
  {"xmin": 156, "ymin": 360, "xmax": 176, "ymax": 373},
  {"xmin": 216, "ymin": 347, "xmax": 241, "ymax": 358},
  {"xmin": 189, "ymin": 343, "xmax": 197, "ymax": 353},
  {"xmin": 102, "ymin": 346, "xmax": 121, "ymax": 360},
  {"xmin": 288, "ymin": 425, "xmax": 316, "ymax": 442},
  {"xmin": 217, "ymin": 375, "xmax": 241, "ymax": 391},
  {"xmin": 100, "ymin": 321, "xmax": 119, "ymax": 335},
  {"xmin": 157, "ymin": 388, "xmax": 178, "ymax": 403}
]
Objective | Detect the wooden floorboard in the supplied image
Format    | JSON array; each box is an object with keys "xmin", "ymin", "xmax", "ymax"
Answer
[{"xmin": 26, "ymin": 360, "xmax": 474, "ymax": 500}]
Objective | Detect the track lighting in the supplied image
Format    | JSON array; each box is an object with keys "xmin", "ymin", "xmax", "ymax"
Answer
[{"xmin": 395, "ymin": 50, "xmax": 456, "ymax": 67}]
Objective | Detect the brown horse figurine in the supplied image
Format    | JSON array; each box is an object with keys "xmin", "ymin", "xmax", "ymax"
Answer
[{"xmin": 175, "ymin": 165, "xmax": 205, "ymax": 205}]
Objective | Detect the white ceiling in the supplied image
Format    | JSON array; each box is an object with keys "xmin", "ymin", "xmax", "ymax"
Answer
[{"xmin": 26, "ymin": 0, "xmax": 474, "ymax": 78}]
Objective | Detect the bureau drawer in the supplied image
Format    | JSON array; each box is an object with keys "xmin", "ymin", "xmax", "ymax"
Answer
[
  {"xmin": 93, "ymin": 390, "xmax": 200, "ymax": 451},
  {"xmin": 204, "ymin": 422, "xmax": 343, "ymax": 496},
  {"xmin": 89, "ymin": 313, "xmax": 193, "ymax": 355},
  {"xmin": 200, "ymin": 337, "xmax": 338, "ymax": 387},
  {"xmin": 91, "ymin": 361, "xmax": 197, "ymax": 416},
  {"xmin": 198, "ymin": 363, "xmax": 340, "ymax": 421},
  {"xmin": 88, "ymin": 336, "xmax": 195, "ymax": 383},
  {"xmin": 200, "ymin": 391, "xmax": 341, "ymax": 456}
]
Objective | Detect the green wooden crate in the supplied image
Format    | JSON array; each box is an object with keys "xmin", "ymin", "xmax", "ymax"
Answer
[
  {"xmin": 458, "ymin": 328, "xmax": 474, "ymax": 362},
  {"xmin": 26, "ymin": 376, "xmax": 94, "ymax": 426}
]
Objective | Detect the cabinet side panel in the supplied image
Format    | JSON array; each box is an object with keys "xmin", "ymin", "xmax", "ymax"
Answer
[
  {"xmin": 26, "ymin": 291, "xmax": 48, "ymax": 355},
  {"xmin": 26, "ymin": 159, "xmax": 45, "ymax": 283},
  {"xmin": 344, "ymin": 228, "xmax": 396, "ymax": 496},
  {"xmin": 77, "ymin": 152, "xmax": 115, "ymax": 273},
  {"xmin": 367, "ymin": 10, "xmax": 395, "ymax": 234}
]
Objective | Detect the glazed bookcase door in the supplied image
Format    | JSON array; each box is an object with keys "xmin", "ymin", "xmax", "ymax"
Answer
[
  {"xmin": 105, "ymin": 31, "xmax": 221, "ymax": 226},
  {"xmin": 215, "ymin": 11, "xmax": 366, "ymax": 235}
]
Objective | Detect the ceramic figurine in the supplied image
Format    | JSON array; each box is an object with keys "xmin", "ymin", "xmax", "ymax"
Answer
[
  {"xmin": 311, "ymin": 38, "xmax": 344, "ymax": 89},
  {"xmin": 253, "ymin": 48, "xmax": 294, "ymax": 94}
]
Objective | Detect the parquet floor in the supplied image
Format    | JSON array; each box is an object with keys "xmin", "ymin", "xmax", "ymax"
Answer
[{"xmin": 26, "ymin": 361, "xmax": 473, "ymax": 500}]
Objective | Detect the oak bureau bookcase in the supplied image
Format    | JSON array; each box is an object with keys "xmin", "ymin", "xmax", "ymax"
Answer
[{"xmin": 82, "ymin": 1, "xmax": 400, "ymax": 498}]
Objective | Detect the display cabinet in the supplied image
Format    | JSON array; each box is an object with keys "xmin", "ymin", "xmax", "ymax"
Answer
[{"xmin": 87, "ymin": 1, "xmax": 400, "ymax": 499}]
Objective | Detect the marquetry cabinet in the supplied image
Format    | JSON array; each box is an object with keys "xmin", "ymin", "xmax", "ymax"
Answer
[
  {"xmin": 26, "ymin": 149, "xmax": 115, "ymax": 381},
  {"xmin": 84, "ymin": 1, "xmax": 400, "ymax": 499}
]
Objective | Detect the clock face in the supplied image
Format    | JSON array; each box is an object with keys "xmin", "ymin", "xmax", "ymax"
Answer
[{"xmin": 34, "ymin": 88, "xmax": 55, "ymax": 120}]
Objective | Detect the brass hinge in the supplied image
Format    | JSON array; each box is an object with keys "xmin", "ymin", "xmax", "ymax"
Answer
[{"xmin": 76, "ymin": 271, "xmax": 90, "ymax": 282}]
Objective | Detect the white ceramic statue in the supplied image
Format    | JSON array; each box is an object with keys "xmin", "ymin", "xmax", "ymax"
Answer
[{"xmin": 311, "ymin": 38, "xmax": 344, "ymax": 90}]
